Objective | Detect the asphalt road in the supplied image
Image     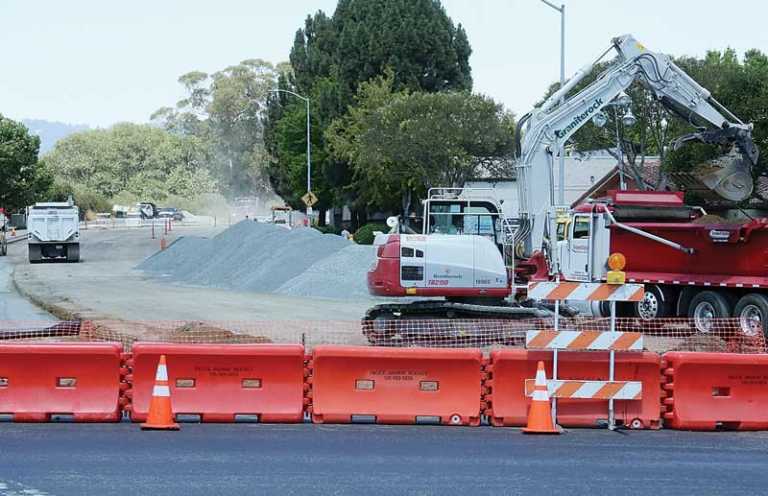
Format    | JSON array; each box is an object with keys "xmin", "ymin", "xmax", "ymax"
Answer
[
  {"xmin": 0, "ymin": 245, "xmax": 54, "ymax": 323},
  {"xmin": 0, "ymin": 424, "xmax": 766, "ymax": 495}
]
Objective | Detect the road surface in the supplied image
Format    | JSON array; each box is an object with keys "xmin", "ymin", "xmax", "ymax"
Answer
[
  {"xmin": 0, "ymin": 424, "xmax": 765, "ymax": 495},
  {"xmin": 0, "ymin": 244, "xmax": 54, "ymax": 323}
]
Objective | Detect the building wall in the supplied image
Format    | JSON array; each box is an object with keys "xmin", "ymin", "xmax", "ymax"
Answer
[{"xmin": 466, "ymin": 155, "xmax": 618, "ymax": 217}]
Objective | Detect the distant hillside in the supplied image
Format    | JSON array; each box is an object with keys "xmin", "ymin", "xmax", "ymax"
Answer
[{"xmin": 21, "ymin": 119, "xmax": 89, "ymax": 154}]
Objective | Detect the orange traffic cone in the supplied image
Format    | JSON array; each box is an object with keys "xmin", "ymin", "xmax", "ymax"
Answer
[
  {"xmin": 141, "ymin": 355, "xmax": 179, "ymax": 430},
  {"xmin": 522, "ymin": 361, "xmax": 559, "ymax": 434}
]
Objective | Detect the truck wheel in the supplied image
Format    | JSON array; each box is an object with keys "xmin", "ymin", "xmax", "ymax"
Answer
[
  {"xmin": 28, "ymin": 245, "xmax": 42, "ymax": 264},
  {"xmin": 688, "ymin": 291, "xmax": 732, "ymax": 333},
  {"xmin": 1, "ymin": 240, "xmax": 6, "ymax": 256},
  {"xmin": 733, "ymin": 293, "xmax": 768, "ymax": 338},
  {"xmin": 634, "ymin": 285, "xmax": 673, "ymax": 320},
  {"xmin": 66, "ymin": 244, "xmax": 80, "ymax": 263}
]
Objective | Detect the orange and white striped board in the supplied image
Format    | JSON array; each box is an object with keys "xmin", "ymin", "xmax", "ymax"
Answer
[
  {"xmin": 525, "ymin": 379, "xmax": 642, "ymax": 400},
  {"xmin": 527, "ymin": 281, "xmax": 644, "ymax": 302},
  {"xmin": 526, "ymin": 330, "xmax": 643, "ymax": 351}
]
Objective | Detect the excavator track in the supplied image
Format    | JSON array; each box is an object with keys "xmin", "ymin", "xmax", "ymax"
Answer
[{"xmin": 362, "ymin": 301, "xmax": 553, "ymax": 347}]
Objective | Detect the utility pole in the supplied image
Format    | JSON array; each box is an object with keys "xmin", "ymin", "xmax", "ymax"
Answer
[{"xmin": 539, "ymin": 0, "xmax": 566, "ymax": 205}]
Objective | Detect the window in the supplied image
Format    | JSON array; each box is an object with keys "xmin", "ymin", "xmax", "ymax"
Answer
[
  {"xmin": 415, "ymin": 249, "xmax": 424, "ymax": 258},
  {"xmin": 572, "ymin": 217, "xmax": 591, "ymax": 239},
  {"xmin": 401, "ymin": 247, "xmax": 414, "ymax": 257},
  {"xmin": 401, "ymin": 265, "xmax": 424, "ymax": 281},
  {"xmin": 556, "ymin": 222, "xmax": 566, "ymax": 241}
]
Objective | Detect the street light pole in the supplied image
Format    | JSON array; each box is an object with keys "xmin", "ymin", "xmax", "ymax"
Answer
[
  {"xmin": 540, "ymin": 0, "xmax": 566, "ymax": 206},
  {"xmin": 270, "ymin": 89, "xmax": 312, "ymax": 216}
]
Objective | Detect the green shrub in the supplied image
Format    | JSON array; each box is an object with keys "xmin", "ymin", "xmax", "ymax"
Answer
[{"xmin": 354, "ymin": 223, "xmax": 389, "ymax": 245}]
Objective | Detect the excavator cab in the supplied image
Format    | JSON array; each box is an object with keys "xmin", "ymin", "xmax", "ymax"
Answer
[{"xmin": 422, "ymin": 188, "xmax": 506, "ymax": 247}]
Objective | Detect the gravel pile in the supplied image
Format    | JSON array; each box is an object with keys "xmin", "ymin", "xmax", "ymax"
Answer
[
  {"xmin": 139, "ymin": 221, "xmax": 374, "ymax": 299},
  {"xmin": 276, "ymin": 244, "xmax": 376, "ymax": 299}
]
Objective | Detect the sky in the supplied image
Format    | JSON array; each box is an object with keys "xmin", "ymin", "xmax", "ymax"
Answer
[{"xmin": 1, "ymin": 0, "xmax": 766, "ymax": 128}]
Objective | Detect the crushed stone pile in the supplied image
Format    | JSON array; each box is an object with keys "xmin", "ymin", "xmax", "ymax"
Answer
[
  {"xmin": 139, "ymin": 220, "xmax": 376, "ymax": 299},
  {"xmin": 276, "ymin": 244, "xmax": 376, "ymax": 299}
]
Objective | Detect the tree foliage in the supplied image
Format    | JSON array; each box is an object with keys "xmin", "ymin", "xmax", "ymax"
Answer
[
  {"xmin": 45, "ymin": 123, "xmax": 216, "ymax": 203},
  {"xmin": 327, "ymin": 74, "xmax": 515, "ymax": 214},
  {"xmin": 152, "ymin": 59, "xmax": 285, "ymax": 197},
  {"xmin": 0, "ymin": 115, "xmax": 52, "ymax": 212},
  {"xmin": 539, "ymin": 48, "xmax": 768, "ymax": 191},
  {"xmin": 264, "ymin": 0, "xmax": 473, "ymax": 223}
]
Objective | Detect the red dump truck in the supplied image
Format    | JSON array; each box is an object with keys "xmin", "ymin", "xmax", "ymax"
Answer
[{"xmin": 561, "ymin": 190, "xmax": 768, "ymax": 334}]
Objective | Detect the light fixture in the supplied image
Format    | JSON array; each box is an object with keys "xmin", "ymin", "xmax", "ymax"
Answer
[
  {"xmin": 615, "ymin": 91, "xmax": 632, "ymax": 107},
  {"xmin": 622, "ymin": 108, "xmax": 637, "ymax": 127},
  {"xmin": 592, "ymin": 111, "xmax": 608, "ymax": 128}
]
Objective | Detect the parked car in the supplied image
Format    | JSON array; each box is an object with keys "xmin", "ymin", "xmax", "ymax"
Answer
[{"xmin": 157, "ymin": 207, "xmax": 184, "ymax": 221}]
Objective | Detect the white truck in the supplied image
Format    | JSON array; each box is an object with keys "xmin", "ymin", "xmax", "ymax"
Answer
[
  {"xmin": 270, "ymin": 206, "xmax": 308, "ymax": 229},
  {"xmin": 27, "ymin": 199, "xmax": 80, "ymax": 263}
]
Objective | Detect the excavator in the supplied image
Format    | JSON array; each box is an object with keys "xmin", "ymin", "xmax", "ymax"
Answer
[{"xmin": 364, "ymin": 34, "xmax": 760, "ymax": 343}]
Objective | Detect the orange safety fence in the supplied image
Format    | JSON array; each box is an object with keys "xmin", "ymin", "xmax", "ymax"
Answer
[
  {"xmin": 485, "ymin": 349, "xmax": 662, "ymax": 429},
  {"xmin": 309, "ymin": 345, "xmax": 484, "ymax": 425},
  {"xmin": 0, "ymin": 342, "xmax": 125, "ymax": 422},
  {"xmin": 1, "ymin": 317, "xmax": 764, "ymax": 353},
  {"xmin": 127, "ymin": 343, "xmax": 306, "ymax": 423},
  {"xmin": 662, "ymin": 352, "xmax": 768, "ymax": 431}
]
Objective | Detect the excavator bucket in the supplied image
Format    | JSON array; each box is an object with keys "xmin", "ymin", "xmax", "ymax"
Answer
[
  {"xmin": 673, "ymin": 127, "xmax": 759, "ymax": 202},
  {"xmin": 691, "ymin": 148, "xmax": 754, "ymax": 201}
]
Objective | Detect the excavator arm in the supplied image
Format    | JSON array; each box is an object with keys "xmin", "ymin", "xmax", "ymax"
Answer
[{"xmin": 516, "ymin": 34, "xmax": 759, "ymax": 260}]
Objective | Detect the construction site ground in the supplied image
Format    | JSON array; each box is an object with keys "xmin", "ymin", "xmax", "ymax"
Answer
[{"xmin": 9, "ymin": 225, "xmax": 375, "ymax": 342}]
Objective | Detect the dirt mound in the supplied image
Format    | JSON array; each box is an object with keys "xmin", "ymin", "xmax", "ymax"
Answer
[{"xmin": 166, "ymin": 321, "xmax": 272, "ymax": 344}]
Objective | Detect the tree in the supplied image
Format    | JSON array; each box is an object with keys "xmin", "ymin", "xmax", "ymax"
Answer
[
  {"xmin": 668, "ymin": 49, "xmax": 768, "ymax": 179},
  {"xmin": 327, "ymin": 74, "xmax": 515, "ymax": 215},
  {"xmin": 152, "ymin": 60, "xmax": 283, "ymax": 197},
  {"xmin": 265, "ymin": 0, "xmax": 473, "ymax": 225},
  {"xmin": 45, "ymin": 123, "xmax": 216, "ymax": 203},
  {"xmin": 0, "ymin": 115, "xmax": 52, "ymax": 212}
]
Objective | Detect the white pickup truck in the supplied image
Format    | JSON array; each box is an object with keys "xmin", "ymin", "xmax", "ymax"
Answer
[{"xmin": 27, "ymin": 200, "xmax": 80, "ymax": 263}]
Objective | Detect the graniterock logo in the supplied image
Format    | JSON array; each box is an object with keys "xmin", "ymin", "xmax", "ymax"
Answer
[{"xmin": 554, "ymin": 97, "xmax": 603, "ymax": 139}]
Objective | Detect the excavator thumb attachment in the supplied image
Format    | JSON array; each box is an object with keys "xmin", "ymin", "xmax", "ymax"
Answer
[{"xmin": 671, "ymin": 127, "xmax": 759, "ymax": 202}]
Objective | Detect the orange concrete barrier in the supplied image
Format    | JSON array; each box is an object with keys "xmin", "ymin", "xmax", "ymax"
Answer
[
  {"xmin": 486, "ymin": 349, "xmax": 661, "ymax": 429},
  {"xmin": 0, "ymin": 343, "xmax": 124, "ymax": 422},
  {"xmin": 127, "ymin": 343, "xmax": 305, "ymax": 423},
  {"xmin": 309, "ymin": 346, "xmax": 483, "ymax": 425},
  {"xmin": 662, "ymin": 352, "xmax": 768, "ymax": 430}
]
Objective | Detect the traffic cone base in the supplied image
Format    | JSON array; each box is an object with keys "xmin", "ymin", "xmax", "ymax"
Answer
[
  {"xmin": 522, "ymin": 360, "xmax": 560, "ymax": 435},
  {"xmin": 141, "ymin": 355, "xmax": 180, "ymax": 431}
]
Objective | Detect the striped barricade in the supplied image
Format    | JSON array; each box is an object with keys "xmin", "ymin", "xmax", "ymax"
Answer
[
  {"xmin": 522, "ymin": 329, "xmax": 649, "ymax": 430},
  {"xmin": 524, "ymin": 379, "xmax": 642, "ymax": 400},
  {"xmin": 527, "ymin": 281, "xmax": 644, "ymax": 301},
  {"xmin": 526, "ymin": 330, "xmax": 643, "ymax": 351}
]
